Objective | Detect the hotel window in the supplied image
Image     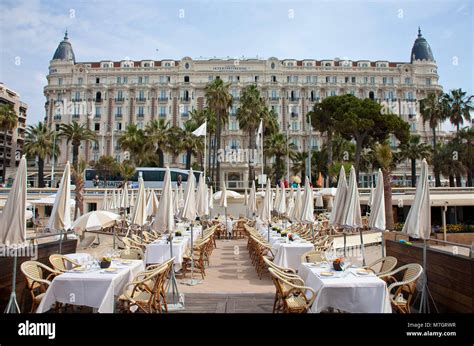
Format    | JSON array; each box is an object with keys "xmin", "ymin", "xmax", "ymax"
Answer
[
  {"xmin": 345, "ymin": 77, "xmax": 349, "ymax": 83},
  {"xmin": 181, "ymin": 105, "xmax": 189, "ymax": 117},
  {"xmin": 382, "ymin": 77, "xmax": 387, "ymax": 85},
  {"xmin": 311, "ymin": 138, "xmax": 319, "ymax": 150},
  {"xmin": 363, "ymin": 77, "xmax": 368, "ymax": 84},
  {"xmin": 94, "ymin": 123, "xmax": 100, "ymax": 132},
  {"xmin": 330, "ymin": 90, "xmax": 337, "ymax": 96},
  {"xmin": 138, "ymin": 76, "xmax": 143, "ymax": 84},
  {"xmin": 95, "ymin": 107, "xmax": 101, "ymax": 117},
  {"xmin": 116, "ymin": 106, "xmax": 122, "ymax": 115},
  {"xmin": 96, "ymin": 77, "xmax": 100, "ymax": 84},
  {"xmin": 78, "ymin": 77, "xmax": 83, "ymax": 85},
  {"xmin": 160, "ymin": 90, "xmax": 167, "ymax": 100},
  {"xmin": 271, "ymin": 105, "xmax": 279, "ymax": 115},
  {"xmin": 228, "ymin": 76, "xmax": 234, "ymax": 82},
  {"xmin": 292, "ymin": 76, "xmax": 298, "ymax": 83},
  {"xmin": 325, "ymin": 76, "xmax": 330, "ymax": 83},
  {"xmin": 271, "ymin": 75, "xmax": 277, "ymax": 83},
  {"xmin": 115, "ymin": 155, "xmax": 121, "ymax": 162},
  {"xmin": 271, "ymin": 90, "xmax": 278, "ymax": 100},
  {"xmin": 404, "ymin": 77, "xmax": 412, "ymax": 85},
  {"xmin": 144, "ymin": 76, "xmax": 149, "ymax": 84},
  {"xmin": 332, "ymin": 76, "xmax": 337, "ymax": 84},
  {"xmin": 137, "ymin": 122, "xmax": 143, "ymax": 130},
  {"xmin": 159, "ymin": 76, "xmax": 166, "ymax": 84},
  {"xmin": 230, "ymin": 139, "xmax": 239, "ymax": 149},
  {"xmin": 116, "ymin": 122, "xmax": 122, "ymax": 131},
  {"xmin": 370, "ymin": 77, "xmax": 375, "ymax": 85},
  {"xmin": 117, "ymin": 90, "xmax": 123, "ymax": 101},
  {"xmin": 351, "ymin": 76, "xmax": 356, "ymax": 84},
  {"xmin": 229, "ymin": 121, "xmax": 238, "ymax": 131},
  {"xmin": 58, "ymin": 78, "xmax": 62, "ymax": 85},
  {"xmin": 74, "ymin": 91, "xmax": 80, "ymax": 101},
  {"xmin": 159, "ymin": 106, "xmax": 166, "ymax": 117},
  {"xmin": 306, "ymin": 76, "xmax": 311, "ymax": 83},
  {"xmin": 123, "ymin": 76, "xmax": 128, "ymax": 83},
  {"xmin": 426, "ymin": 78, "xmax": 431, "ymax": 86},
  {"xmin": 138, "ymin": 90, "xmax": 145, "ymax": 101},
  {"xmin": 255, "ymin": 76, "xmax": 259, "ymax": 82},
  {"xmin": 388, "ymin": 77, "xmax": 393, "ymax": 84},
  {"xmin": 410, "ymin": 123, "xmax": 416, "ymax": 132},
  {"xmin": 208, "ymin": 76, "xmax": 214, "ymax": 81},
  {"xmin": 137, "ymin": 106, "xmax": 144, "ymax": 117},
  {"xmin": 184, "ymin": 76, "xmax": 190, "ymax": 83},
  {"xmin": 291, "ymin": 121, "xmax": 299, "ymax": 131}
]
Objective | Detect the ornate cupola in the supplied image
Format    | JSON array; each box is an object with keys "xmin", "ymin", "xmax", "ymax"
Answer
[
  {"xmin": 52, "ymin": 30, "xmax": 76, "ymax": 63},
  {"xmin": 410, "ymin": 27, "xmax": 434, "ymax": 63}
]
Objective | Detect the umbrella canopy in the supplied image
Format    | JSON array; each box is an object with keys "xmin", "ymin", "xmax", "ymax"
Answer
[
  {"xmin": 368, "ymin": 169, "xmax": 386, "ymax": 231},
  {"xmin": 130, "ymin": 190, "xmax": 135, "ymax": 208},
  {"xmin": 300, "ymin": 177, "xmax": 315, "ymax": 224},
  {"xmin": 273, "ymin": 184, "xmax": 280, "ymax": 210},
  {"xmin": 120, "ymin": 183, "xmax": 129, "ymax": 209},
  {"xmin": 275, "ymin": 180, "xmax": 286, "ymax": 215},
  {"xmin": 219, "ymin": 183, "xmax": 228, "ymax": 208},
  {"xmin": 178, "ymin": 183, "xmax": 184, "ymax": 209},
  {"xmin": 153, "ymin": 167, "xmax": 175, "ymax": 233},
  {"xmin": 208, "ymin": 186, "xmax": 214, "ymax": 210},
  {"xmin": 30, "ymin": 194, "xmax": 75, "ymax": 206},
  {"xmin": 402, "ymin": 159, "xmax": 431, "ymax": 239},
  {"xmin": 101, "ymin": 190, "xmax": 109, "ymax": 210},
  {"xmin": 315, "ymin": 194, "xmax": 324, "ymax": 208},
  {"xmin": 342, "ymin": 166, "xmax": 362, "ymax": 229},
  {"xmin": 0, "ymin": 155, "xmax": 27, "ymax": 245},
  {"xmin": 146, "ymin": 189, "xmax": 159, "ymax": 217},
  {"xmin": 111, "ymin": 190, "xmax": 117, "ymax": 210},
  {"xmin": 46, "ymin": 161, "xmax": 72, "ymax": 231},
  {"xmin": 260, "ymin": 178, "xmax": 273, "ymax": 223},
  {"xmin": 329, "ymin": 166, "xmax": 348, "ymax": 226},
  {"xmin": 285, "ymin": 187, "xmax": 295, "ymax": 218},
  {"xmin": 72, "ymin": 210, "xmax": 120, "ymax": 231},
  {"xmin": 195, "ymin": 173, "xmax": 209, "ymax": 218},
  {"xmin": 213, "ymin": 189, "xmax": 243, "ymax": 200},
  {"xmin": 173, "ymin": 186, "xmax": 179, "ymax": 216},
  {"xmin": 290, "ymin": 185, "xmax": 303, "ymax": 222},
  {"xmin": 327, "ymin": 196, "xmax": 334, "ymax": 211},
  {"xmin": 248, "ymin": 180, "xmax": 257, "ymax": 215},
  {"xmin": 181, "ymin": 168, "xmax": 197, "ymax": 221},
  {"xmin": 368, "ymin": 187, "xmax": 375, "ymax": 207},
  {"xmin": 131, "ymin": 177, "xmax": 147, "ymax": 226}
]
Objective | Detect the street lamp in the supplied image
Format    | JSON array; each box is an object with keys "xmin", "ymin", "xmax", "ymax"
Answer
[
  {"xmin": 51, "ymin": 131, "xmax": 57, "ymax": 187},
  {"xmin": 286, "ymin": 122, "xmax": 290, "ymax": 184}
]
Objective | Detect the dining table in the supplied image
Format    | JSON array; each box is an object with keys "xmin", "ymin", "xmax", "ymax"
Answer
[
  {"xmin": 37, "ymin": 259, "xmax": 145, "ymax": 313},
  {"xmin": 298, "ymin": 262, "xmax": 392, "ymax": 313}
]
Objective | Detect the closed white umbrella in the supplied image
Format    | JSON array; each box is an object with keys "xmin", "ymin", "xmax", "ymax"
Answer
[
  {"xmin": 285, "ymin": 187, "xmax": 295, "ymax": 219},
  {"xmin": 101, "ymin": 190, "xmax": 109, "ymax": 211},
  {"xmin": 402, "ymin": 159, "xmax": 431, "ymax": 240},
  {"xmin": 248, "ymin": 180, "xmax": 257, "ymax": 217},
  {"xmin": 208, "ymin": 186, "xmax": 214, "ymax": 217},
  {"xmin": 113, "ymin": 189, "xmax": 119, "ymax": 211},
  {"xmin": 120, "ymin": 183, "xmax": 129, "ymax": 209},
  {"xmin": 315, "ymin": 194, "xmax": 324, "ymax": 208},
  {"xmin": 195, "ymin": 173, "xmax": 208, "ymax": 218},
  {"xmin": 72, "ymin": 210, "xmax": 120, "ymax": 231},
  {"xmin": 181, "ymin": 168, "xmax": 196, "ymax": 221},
  {"xmin": 368, "ymin": 169, "xmax": 386, "ymax": 231},
  {"xmin": 329, "ymin": 166, "xmax": 348, "ymax": 226},
  {"xmin": 131, "ymin": 177, "xmax": 147, "ymax": 226},
  {"xmin": 219, "ymin": 183, "xmax": 228, "ymax": 209},
  {"xmin": 273, "ymin": 183, "xmax": 280, "ymax": 210},
  {"xmin": 368, "ymin": 187, "xmax": 375, "ymax": 207},
  {"xmin": 300, "ymin": 177, "xmax": 315, "ymax": 240},
  {"xmin": 260, "ymin": 178, "xmax": 273, "ymax": 242},
  {"xmin": 291, "ymin": 184, "xmax": 302, "ymax": 223},
  {"xmin": 153, "ymin": 167, "xmax": 175, "ymax": 233},
  {"xmin": 327, "ymin": 196, "xmax": 334, "ymax": 211},
  {"xmin": 342, "ymin": 166, "xmax": 364, "ymax": 264},
  {"xmin": 178, "ymin": 183, "xmax": 184, "ymax": 210},
  {"xmin": 130, "ymin": 190, "xmax": 136, "ymax": 209},
  {"xmin": 46, "ymin": 161, "xmax": 71, "ymax": 231},
  {"xmin": 1, "ymin": 155, "xmax": 27, "ymax": 312},
  {"xmin": 275, "ymin": 180, "xmax": 286, "ymax": 215},
  {"xmin": 146, "ymin": 189, "xmax": 159, "ymax": 218}
]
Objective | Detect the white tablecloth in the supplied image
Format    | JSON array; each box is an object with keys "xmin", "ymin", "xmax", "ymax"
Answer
[
  {"xmin": 144, "ymin": 237, "xmax": 188, "ymax": 268},
  {"xmin": 273, "ymin": 241, "xmax": 314, "ymax": 270},
  {"xmin": 298, "ymin": 262, "xmax": 392, "ymax": 313},
  {"xmin": 37, "ymin": 259, "xmax": 145, "ymax": 313}
]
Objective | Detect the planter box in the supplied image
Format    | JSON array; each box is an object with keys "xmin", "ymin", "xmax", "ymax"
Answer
[{"xmin": 433, "ymin": 232, "xmax": 474, "ymax": 246}]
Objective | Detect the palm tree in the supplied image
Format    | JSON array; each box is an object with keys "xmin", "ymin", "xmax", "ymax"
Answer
[
  {"xmin": 205, "ymin": 78, "xmax": 233, "ymax": 187},
  {"xmin": 0, "ymin": 103, "xmax": 18, "ymax": 184},
  {"xmin": 180, "ymin": 121, "xmax": 204, "ymax": 170},
  {"xmin": 420, "ymin": 92, "xmax": 447, "ymax": 186},
  {"xmin": 398, "ymin": 135, "xmax": 432, "ymax": 187},
  {"xmin": 118, "ymin": 124, "xmax": 153, "ymax": 166},
  {"xmin": 237, "ymin": 85, "xmax": 265, "ymax": 181},
  {"xmin": 457, "ymin": 127, "xmax": 474, "ymax": 186},
  {"xmin": 145, "ymin": 119, "xmax": 170, "ymax": 167},
  {"xmin": 291, "ymin": 151, "xmax": 308, "ymax": 180},
  {"xmin": 90, "ymin": 155, "xmax": 119, "ymax": 186},
  {"xmin": 119, "ymin": 160, "xmax": 136, "ymax": 185},
  {"xmin": 437, "ymin": 143, "xmax": 466, "ymax": 187},
  {"xmin": 166, "ymin": 126, "xmax": 184, "ymax": 165},
  {"xmin": 264, "ymin": 132, "xmax": 296, "ymax": 182},
  {"xmin": 374, "ymin": 142, "xmax": 396, "ymax": 229},
  {"xmin": 24, "ymin": 122, "xmax": 60, "ymax": 187},
  {"xmin": 443, "ymin": 88, "xmax": 473, "ymax": 132},
  {"xmin": 59, "ymin": 121, "xmax": 97, "ymax": 166},
  {"xmin": 189, "ymin": 108, "xmax": 215, "ymax": 174}
]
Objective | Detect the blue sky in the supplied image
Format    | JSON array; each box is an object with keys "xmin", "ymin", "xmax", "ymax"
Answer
[{"xmin": 0, "ymin": 0, "xmax": 472, "ymax": 129}]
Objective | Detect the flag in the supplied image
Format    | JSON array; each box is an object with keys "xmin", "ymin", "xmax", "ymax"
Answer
[
  {"xmin": 192, "ymin": 121, "xmax": 207, "ymax": 136},
  {"xmin": 317, "ymin": 172, "xmax": 323, "ymax": 187}
]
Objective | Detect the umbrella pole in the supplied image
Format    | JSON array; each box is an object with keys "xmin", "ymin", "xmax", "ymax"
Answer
[
  {"xmin": 113, "ymin": 227, "xmax": 116, "ymax": 250},
  {"xmin": 225, "ymin": 207, "xmax": 228, "ymax": 240},
  {"xmin": 359, "ymin": 228, "xmax": 366, "ymax": 266},
  {"xmin": 59, "ymin": 229, "xmax": 63, "ymax": 254},
  {"xmin": 183, "ymin": 223, "xmax": 202, "ymax": 286},
  {"xmin": 5, "ymin": 255, "xmax": 21, "ymax": 313},
  {"xmin": 381, "ymin": 230, "xmax": 385, "ymax": 258},
  {"xmin": 343, "ymin": 231, "xmax": 347, "ymax": 257},
  {"xmin": 267, "ymin": 224, "xmax": 270, "ymax": 243},
  {"xmin": 166, "ymin": 231, "xmax": 184, "ymax": 310}
]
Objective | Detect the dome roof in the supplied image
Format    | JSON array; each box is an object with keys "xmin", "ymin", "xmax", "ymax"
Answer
[
  {"xmin": 52, "ymin": 31, "xmax": 75, "ymax": 62},
  {"xmin": 410, "ymin": 27, "xmax": 434, "ymax": 63}
]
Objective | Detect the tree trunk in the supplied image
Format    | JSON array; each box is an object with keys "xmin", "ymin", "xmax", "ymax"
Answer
[
  {"xmin": 186, "ymin": 149, "xmax": 192, "ymax": 170},
  {"xmin": 72, "ymin": 144, "xmax": 79, "ymax": 167},
  {"xmin": 449, "ymin": 175, "xmax": 455, "ymax": 187},
  {"xmin": 38, "ymin": 157, "xmax": 45, "ymax": 188},
  {"xmin": 157, "ymin": 148, "xmax": 164, "ymax": 167},
  {"xmin": 248, "ymin": 128, "xmax": 256, "ymax": 182},
  {"xmin": 73, "ymin": 171, "xmax": 84, "ymax": 219},
  {"xmin": 2, "ymin": 131, "xmax": 6, "ymax": 184},
  {"xmin": 354, "ymin": 139, "xmax": 363, "ymax": 184},
  {"xmin": 326, "ymin": 131, "xmax": 333, "ymax": 188},
  {"xmin": 411, "ymin": 158, "xmax": 416, "ymax": 187},
  {"xmin": 455, "ymin": 175, "xmax": 462, "ymax": 187},
  {"xmin": 207, "ymin": 134, "xmax": 211, "ymax": 178},
  {"xmin": 467, "ymin": 170, "xmax": 473, "ymax": 187},
  {"xmin": 432, "ymin": 127, "xmax": 441, "ymax": 187},
  {"xmin": 275, "ymin": 157, "xmax": 282, "ymax": 183},
  {"xmin": 382, "ymin": 168, "xmax": 394, "ymax": 229},
  {"xmin": 216, "ymin": 110, "xmax": 222, "ymax": 188}
]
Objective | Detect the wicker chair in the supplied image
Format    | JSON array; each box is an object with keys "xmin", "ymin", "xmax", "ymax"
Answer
[
  {"xmin": 301, "ymin": 250, "xmax": 326, "ymax": 264},
  {"xmin": 268, "ymin": 268, "xmax": 316, "ymax": 313},
  {"xmin": 20, "ymin": 261, "xmax": 60, "ymax": 312},
  {"xmin": 49, "ymin": 254, "xmax": 80, "ymax": 272},
  {"xmin": 362, "ymin": 256, "xmax": 398, "ymax": 276},
  {"xmin": 379, "ymin": 263, "xmax": 423, "ymax": 314}
]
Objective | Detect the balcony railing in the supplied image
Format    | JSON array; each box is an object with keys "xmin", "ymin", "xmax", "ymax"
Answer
[
  {"xmin": 158, "ymin": 97, "xmax": 168, "ymax": 102},
  {"xmin": 136, "ymin": 97, "xmax": 146, "ymax": 102},
  {"xmin": 115, "ymin": 114, "xmax": 123, "ymax": 120},
  {"xmin": 53, "ymin": 115, "xmax": 62, "ymax": 121},
  {"xmin": 115, "ymin": 98, "xmax": 124, "ymax": 102}
]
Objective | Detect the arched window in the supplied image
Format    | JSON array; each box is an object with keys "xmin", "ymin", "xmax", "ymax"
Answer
[
  {"xmin": 96, "ymin": 91, "xmax": 102, "ymax": 102},
  {"xmin": 369, "ymin": 91, "xmax": 375, "ymax": 100},
  {"xmin": 184, "ymin": 76, "xmax": 190, "ymax": 83}
]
